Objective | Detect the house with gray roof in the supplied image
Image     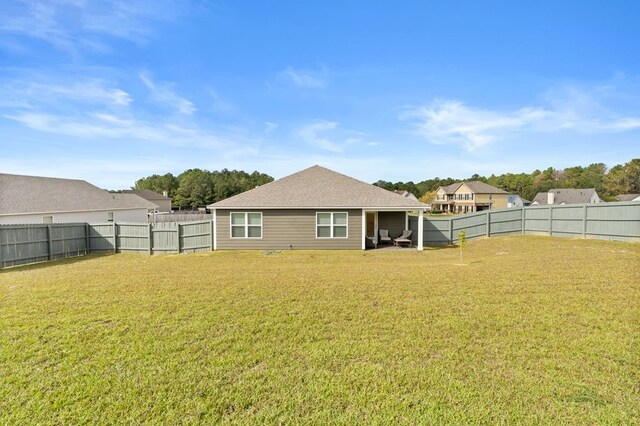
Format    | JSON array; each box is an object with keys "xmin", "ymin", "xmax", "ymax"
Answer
[
  {"xmin": 393, "ymin": 190, "xmax": 420, "ymax": 202},
  {"xmin": 508, "ymin": 194, "xmax": 531, "ymax": 208},
  {"xmin": 207, "ymin": 165, "xmax": 428, "ymax": 250},
  {"xmin": 433, "ymin": 181, "xmax": 508, "ymax": 213},
  {"xmin": 531, "ymin": 188, "xmax": 602, "ymax": 205},
  {"xmin": 615, "ymin": 194, "xmax": 640, "ymax": 202},
  {"xmin": 123, "ymin": 189, "xmax": 172, "ymax": 212},
  {"xmin": 0, "ymin": 173, "xmax": 157, "ymax": 225}
]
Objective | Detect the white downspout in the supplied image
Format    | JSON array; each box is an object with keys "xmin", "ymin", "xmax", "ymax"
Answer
[
  {"xmin": 417, "ymin": 209, "xmax": 424, "ymax": 251},
  {"xmin": 361, "ymin": 209, "xmax": 366, "ymax": 250}
]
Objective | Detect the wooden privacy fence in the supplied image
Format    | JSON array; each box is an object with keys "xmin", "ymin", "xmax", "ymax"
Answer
[
  {"xmin": 1, "ymin": 202, "xmax": 638, "ymax": 268},
  {"xmin": 0, "ymin": 221, "xmax": 213, "ymax": 269},
  {"xmin": 152, "ymin": 213, "xmax": 212, "ymax": 222},
  {"xmin": 409, "ymin": 201, "xmax": 640, "ymax": 246}
]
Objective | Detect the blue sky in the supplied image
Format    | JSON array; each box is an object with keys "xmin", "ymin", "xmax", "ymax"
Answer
[{"xmin": 1, "ymin": 0, "xmax": 639, "ymax": 188}]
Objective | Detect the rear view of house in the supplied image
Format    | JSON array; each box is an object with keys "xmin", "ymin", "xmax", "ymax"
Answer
[
  {"xmin": 0, "ymin": 173, "xmax": 157, "ymax": 224},
  {"xmin": 207, "ymin": 165, "xmax": 427, "ymax": 250}
]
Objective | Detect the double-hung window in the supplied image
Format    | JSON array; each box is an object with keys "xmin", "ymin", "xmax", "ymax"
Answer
[
  {"xmin": 231, "ymin": 212, "xmax": 262, "ymax": 238},
  {"xmin": 316, "ymin": 212, "xmax": 348, "ymax": 238}
]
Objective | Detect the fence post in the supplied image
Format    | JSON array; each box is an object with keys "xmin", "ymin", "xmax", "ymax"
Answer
[
  {"xmin": 85, "ymin": 223, "xmax": 90, "ymax": 254},
  {"xmin": 486, "ymin": 211, "xmax": 491, "ymax": 237},
  {"xmin": 582, "ymin": 205, "xmax": 588, "ymax": 238},
  {"xmin": 521, "ymin": 207, "xmax": 525, "ymax": 234},
  {"xmin": 47, "ymin": 224, "xmax": 53, "ymax": 260},
  {"xmin": 176, "ymin": 223, "xmax": 182, "ymax": 254},
  {"xmin": 148, "ymin": 223, "xmax": 153, "ymax": 255},
  {"xmin": 210, "ymin": 220, "xmax": 214, "ymax": 251},
  {"xmin": 0, "ymin": 228, "xmax": 4, "ymax": 268},
  {"xmin": 113, "ymin": 222, "xmax": 117, "ymax": 253},
  {"xmin": 548, "ymin": 206, "xmax": 553, "ymax": 236},
  {"xmin": 449, "ymin": 217, "xmax": 454, "ymax": 244}
]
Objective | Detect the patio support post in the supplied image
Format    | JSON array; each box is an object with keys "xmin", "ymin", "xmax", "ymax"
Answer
[
  {"xmin": 361, "ymin": 209, "xmax": 366, "ymax": 250},
  {"xmin": 417, "ymin": 209, "xmax": 424, "ymax": 251}
]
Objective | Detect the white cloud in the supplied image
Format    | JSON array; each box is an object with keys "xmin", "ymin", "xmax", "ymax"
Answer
[
  {"xmin": 264, "ymin": 121, "xmax": 278, "ymax": 133},
  {"xmin": 295, "ymin": 121, "xmax": 378, "ymax": 153},
  {"xmin": 0, "ymin": 0, "xmax": 178, "ymax": 54},
  {"xmin": 1, "ymin": 79, "xmax": 132, "ymax": 108},
  {"xmin": 296, "ymin": 120, "xmax": 343, "ymax": 152},
  {"xmin": 3, "ymin": 111, "xmax": 236, "ymax": 149},
  {"xmin": 139, "ymin": 73, "xmax": 196, "ymax": 115},
  {"xmin": 0, "ymin": 74, "xmax": 262, "ymax": 166},
  {"xmin": 403, "ymin": 84, "xmax": 640, "ymax": 151},
  {"xmin": 207, "ymin": 89, "xmax": 234, "ymax": 114},
  {"xmin": 282, "ymin": 67, "xmax": 327, "ymax": 89},
  {"xmin": 402, "ymin": 100, "xmax": 549, "ymax": 151}
]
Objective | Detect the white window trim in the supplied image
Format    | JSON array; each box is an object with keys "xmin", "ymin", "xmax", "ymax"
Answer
[
  {"xmin": 43, "ymin": 215, "xmax": 53, "ymax": 224},
  {"xmin": 316, "ymin": 212, "xmax": 348, "ymax": 239},
  {"xmin": 107, "ymin": 211, "xmax": 114, "ymax": 222},
  {"xmin": 230, "ymin": 212, "xmax": 263, "ymax": 239}
]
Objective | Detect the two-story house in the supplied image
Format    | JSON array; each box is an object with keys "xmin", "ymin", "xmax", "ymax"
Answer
[{"xmin": 433, "ymin": 181, "xmax": 509, "ymax": 213}]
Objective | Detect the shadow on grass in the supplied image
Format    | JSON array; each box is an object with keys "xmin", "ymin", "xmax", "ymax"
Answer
[
  {"xmin": 0, "ymin": 252, "xmax": 115, "ymax": 273},
  {"xmin": 423, "ymin": 244, "xmax": 459, "ymax": 251}
]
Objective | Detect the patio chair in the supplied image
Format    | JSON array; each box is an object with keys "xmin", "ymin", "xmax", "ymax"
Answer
[
  {"xmin": 393, "ymin": 230, "xmax": 413, "ymax": 247},
  {"xmin": 379, "ymin": 229, "xmax": 391, "ymax": 245},
  {"xmin": 365, "ymin": 236, "xmax": 377, "ymax": 249}
]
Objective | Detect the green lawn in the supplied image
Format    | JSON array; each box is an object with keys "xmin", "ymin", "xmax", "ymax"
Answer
[{"xmin": 1, "ymin": 235, "xmax": 639, "ymax": 424}]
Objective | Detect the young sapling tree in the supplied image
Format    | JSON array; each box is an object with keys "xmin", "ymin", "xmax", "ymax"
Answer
[{"xmin": 458, "ymin": 230, "xmax": 467, "ymax": 264}]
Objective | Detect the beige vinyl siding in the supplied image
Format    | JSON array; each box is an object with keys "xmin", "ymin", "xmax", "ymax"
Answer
[
  {"xmin": 377, "ymin": 212, "xmax": 406, "ymax": 239},
  {"xmin": 216, "ymin": 209, "xmax": 362, "ymax": 250},
  {"xmin": 475, "ymin": 193, "xmax": 508, "ymax": 209}
]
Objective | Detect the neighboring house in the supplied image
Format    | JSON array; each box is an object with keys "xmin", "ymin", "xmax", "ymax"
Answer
[
  {"xmin": 0, "ymin": 173, "xmax": 157, "ymax": 225},
  {"xmin": 507, "ymin": 194, "xmax": 531, "ymax": 208},
  {"xmin": 531, "ymin": 188, "xmax": 602, "ymax": 205},
  {"xmin": 433, "ymin": 181, "xmax": 508, "ymax": 213},
  {"xmin": 615, "ymin": 194, "xmax": 640, "ymax": 202},
  {"xmin": 393, "ymin": 190, "xmax": 419, "ymax": 202},
  {"xmin": 432, "ymin": 183, "xmax": 461, "ymax": 213},
  {"xmin": 123, "ymin": 189, "xmax": 172, "ymax": 212},
  {"xmin": 207, "ymin": 165, "xmax": 428, "ymax": 250}
]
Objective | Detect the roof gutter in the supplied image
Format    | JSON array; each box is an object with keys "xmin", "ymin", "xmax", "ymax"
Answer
[
  {"xmin": 206, "ymin": 206, "xmax": 428, "ymax": 211},
  {"xmin": 0, "ymin": 206, "xmax": 155, "ymax": 216}
]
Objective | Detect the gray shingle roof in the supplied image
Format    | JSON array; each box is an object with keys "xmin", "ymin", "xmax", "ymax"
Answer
[
  {"xmin": 393, "ymin": 190, "xmax": 419, "ymax": 201},
  {"xmin": 438, "ymin": 181, "xmax": 506, "ymax": 194},
  {"xmin": 122, "ymin": 189, "xmax": 171, "ymax": 201},
  {"xmin": 463, "ymin": 181, "xmax": 508, "ymax": 194},
  {"xmin": 532, "ymin": 188, "xmax": 597, "ymax": 205},
  {"xmin": 439, "ymin": 183, "xmax": 462, "ymax": 194},
  {"xmin": 615, "ymin": 194, "xmax": 640, "ymax": 201},
  {"xmin": 0, "ymin": 173, "xmax": 158, "ymax": 215},
  {"xmin": 207, "ymin": 165, "xmax": 426, "ymax": 209}
]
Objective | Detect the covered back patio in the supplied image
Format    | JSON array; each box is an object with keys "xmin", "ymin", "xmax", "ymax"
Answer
[{"xmin": 362, "ymin": 208, "xmax": 424, "ymax": 250}]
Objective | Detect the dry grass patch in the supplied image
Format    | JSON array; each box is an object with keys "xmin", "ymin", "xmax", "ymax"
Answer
[{"xmin": 1, "ymin": 236, "xmax": 639, "ymax": 424}]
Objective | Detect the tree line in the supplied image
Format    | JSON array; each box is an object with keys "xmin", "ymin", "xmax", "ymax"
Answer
[
  {"xmin": 132, "ymin": 158, "xmax": 639, "ymax": 209},
  {"xmin": 373, "ymin": 158, "xmax": 640, "ymax": 203},
  {"xmin": 133, "ymin": 169, "xmax": 273, "ymax": 209}
]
